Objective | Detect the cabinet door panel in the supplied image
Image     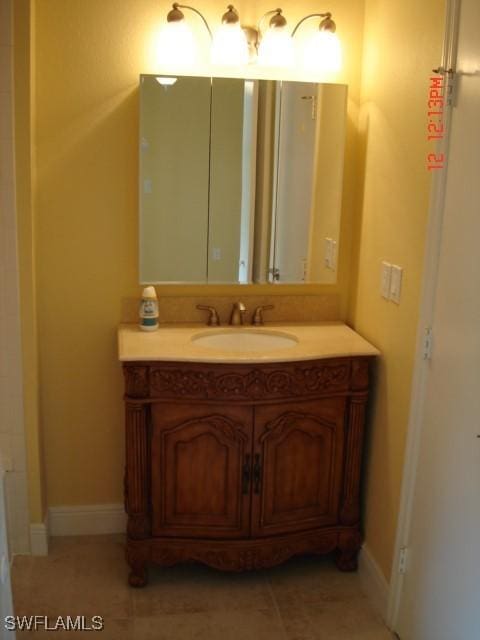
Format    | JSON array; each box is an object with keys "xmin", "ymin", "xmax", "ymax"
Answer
[
  {"xmin": 252, "ymin": 398, "xmax": 346, "ymax": 537},
  {"xmin": 151, "ymin": 403, "xmax": 253, "ymax": 538}
]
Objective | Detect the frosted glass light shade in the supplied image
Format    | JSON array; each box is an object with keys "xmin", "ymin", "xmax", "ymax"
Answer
[
  {"xmin": 301, "ymin": 30, "xmax": 342, "ymax": 73},
  {"xmin": 156, "ymin": 21, "xmax": 197, "ymax": 68},
  {"xmin": 211, "ymin": 23, "xmax": 249, "ymax": 66},
  {"xmin": 258, "ymin": 28, "xmax": 294, "ymax": 68}
]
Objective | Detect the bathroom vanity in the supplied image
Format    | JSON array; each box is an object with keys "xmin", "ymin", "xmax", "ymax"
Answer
[{"xmin": 119, "ymin": 322, "xmax": 379, "ymax": 587}]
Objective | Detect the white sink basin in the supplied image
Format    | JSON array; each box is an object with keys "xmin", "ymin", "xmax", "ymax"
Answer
[{"xmin": 191, "ymin": 329, "xmax": 298, "ymax": 352}]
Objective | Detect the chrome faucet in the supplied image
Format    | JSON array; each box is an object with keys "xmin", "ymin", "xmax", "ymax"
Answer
[{"xmin": 229, "ymin": 302, "xmax": 246, "ymax": 326}]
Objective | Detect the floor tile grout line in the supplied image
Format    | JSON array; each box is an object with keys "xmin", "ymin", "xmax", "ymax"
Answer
[{"xmin": 265, "ymin": 570, "xmax": 290, "ymax": 640}]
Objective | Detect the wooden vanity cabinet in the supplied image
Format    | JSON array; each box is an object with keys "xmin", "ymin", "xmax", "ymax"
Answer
[{"xmin": 123, "ymin": 357, "xmax": 372, "ymax": 587}]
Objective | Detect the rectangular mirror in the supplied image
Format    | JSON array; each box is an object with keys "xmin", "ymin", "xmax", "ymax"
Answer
[{"xmin": 139, "ymin": 74, "xmax": 347, "ymax": 284}]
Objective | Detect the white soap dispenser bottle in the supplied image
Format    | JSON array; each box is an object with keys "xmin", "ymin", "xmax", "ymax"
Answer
[{"xmin": 139, "ymin": 286, "xmax": 159, "ymax": 331}]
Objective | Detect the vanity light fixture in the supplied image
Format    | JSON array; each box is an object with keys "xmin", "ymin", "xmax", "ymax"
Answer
[
  {"xmin": 292, "ymin": 12, "xmax": 342, "ymax": 73},
  {"xmin": 156, "ymin": 3, "xmax": 203, "ymax": 67},
  {"xmin": 257, "ymin": 9, "xmax": 295, "ymax": 68},
  {"xmin": 158, "ymin": 3, "xmax": 249, "ymax": 67},
  {"xmin": 157, "ymin": 4, "xmax": 342, "ymax": 74},
  {"xmin": 211, "ymin": 5, "xmax": 249, "ymax": 66},
  {"xmin": 257, "ymin": 9, "xmax": 341, "ymax": 71}
]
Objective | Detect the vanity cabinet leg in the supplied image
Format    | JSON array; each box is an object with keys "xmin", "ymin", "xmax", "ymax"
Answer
[
  {"xmin": 128, "ymin": 561, "xmax": 148, "ymax": 588},
  {"xmin": 126, "ymin": 543, "xmax": 149, "ymax": 588},
  {"xmin": 335, "ymin": 530, "xmax": 362, "ymax": 572}
]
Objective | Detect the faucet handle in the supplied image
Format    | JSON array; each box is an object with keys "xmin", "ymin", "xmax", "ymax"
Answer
[
  {"xmin": 252, "ymin": 305, "xmax": 274, "ymax": 326},
  {"xmin": 196, "ymin": 305, "xmax": 220, "ymax": 327}
]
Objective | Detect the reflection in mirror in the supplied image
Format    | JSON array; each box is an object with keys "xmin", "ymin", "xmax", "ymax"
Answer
[
  {"xmin": 140, "ymin": 76, "xmax": 210, "ymax": 282},
  {"xmin": 208, "ymin": 78, "xmax": 257, "ymax": 284},
  {"xmin": 139, "ymin": 75, "xmax": 347, "ymax": 284}
]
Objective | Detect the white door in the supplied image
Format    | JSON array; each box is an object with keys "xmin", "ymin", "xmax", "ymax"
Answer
[{"xmin": 395, "ymin": 0, "xmax": 480, "ymax": 638}]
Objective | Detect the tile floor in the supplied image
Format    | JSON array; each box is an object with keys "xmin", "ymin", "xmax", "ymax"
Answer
[{"xmin": 12, "ymin": 535, "xmax": 393, "ymax": 639}]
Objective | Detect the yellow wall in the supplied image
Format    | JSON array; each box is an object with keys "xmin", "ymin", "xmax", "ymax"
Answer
[
  {"xmin": 16, "ymin": 0, "xmax": 365, "ymax": 510},
  {"xmin": 15, "ymin": 0, "xmax": 445, "ymax": 585},
  {"xmin": 349, "ymin": 0, "xmax": 444, "ymax": 579},
  {"xmin": 14, "ymin": 0, "xmax": 46, "ymax": 524}
]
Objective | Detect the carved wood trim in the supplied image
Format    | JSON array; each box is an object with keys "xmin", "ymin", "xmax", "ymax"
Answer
[
  {"xmin": 125, "ymin": 402, "xmax": 150, "ymax": 539},
  {"xmin": 162, "ymin": 414, "xmax": 249, "ymax": 444},
  {"xmin": 127, "ymin": 527, "xmax": 346, "ymax": 573},
  {"xmin": 340, "ymin": 397, "xmax": 367, "ymax": 525},
  {"xmin": 258, "ymin": 410, "xmax": 336, "ymax": 444},
  {"xmin": 146, "ymin": 360, "xmax": 351, "ymax": 402},
  {"xmin": 124, "ymin": 366, "xmax": 149, "ymax": 398}
]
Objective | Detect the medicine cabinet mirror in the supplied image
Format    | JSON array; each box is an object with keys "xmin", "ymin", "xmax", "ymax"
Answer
[{"xmin": 139, "ymin": 74, "xmax": 347, "ymax": 284}]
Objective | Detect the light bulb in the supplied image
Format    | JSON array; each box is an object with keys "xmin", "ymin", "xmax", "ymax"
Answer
[
  {"xmin": 301, "ymin": 30, "xmax": 342, "ymax": 73},
  {"xmin": 211, "ymin": 23, "xmax": 249, "ymax": 66},
  {"xmin": 258, "ymin": 28, "xmax": 294, "ymax": 68},
  {"xmin": 156, "ymin": 21, "xmax": 197, "ymax": 68}
]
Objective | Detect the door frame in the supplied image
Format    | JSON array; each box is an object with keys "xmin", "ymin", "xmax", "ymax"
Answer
[{"xmin": 386, "ymin": 0, "xmax": 461, "ymax": 629}]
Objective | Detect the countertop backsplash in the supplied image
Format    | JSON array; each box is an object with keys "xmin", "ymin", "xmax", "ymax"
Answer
[{"xmin": 120, "ymin": 294, "xmax": 340, "ymax": 325}]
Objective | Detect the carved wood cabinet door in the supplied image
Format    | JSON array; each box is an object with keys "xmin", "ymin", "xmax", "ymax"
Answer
[
  {"xmin": 251, "ymin": 398, "xmax": 346, "ymax": 537},
  {"xmin": 151, "ymin": 403, "xmax": 253, "ymax": 539}
]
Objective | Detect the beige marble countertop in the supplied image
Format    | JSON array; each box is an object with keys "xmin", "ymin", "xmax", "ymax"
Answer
[{"xmin": 118, "ymin": 322, "xmax": 380, "ymax": 364}]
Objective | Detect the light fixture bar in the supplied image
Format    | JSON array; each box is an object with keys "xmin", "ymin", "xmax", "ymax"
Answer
[
  {"xmin": 259, "ymin": 8, "xmax": 287, "ymax": 31},
  {"xmin": 291, "ymin": 12, "xmax": 335, "ymax": 37}
]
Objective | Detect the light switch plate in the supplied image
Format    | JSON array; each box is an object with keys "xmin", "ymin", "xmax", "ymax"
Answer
[
  {"xmin": 330, "ymin": 240, "xmax": 337, "ymax": 271},
  {"xmin": 381, "ymin": 261, "xmax": 392, "ymax": 299},
  {"xmin": 390, "ymin": 265, "xmax": 403, "ymax": 304},
  {"xmin": 324, "ymin": 238, "xmax": 337, "ymax": 271},
  {"xmin": 324, "ymin": 238, "xmax": 332, "ymax": 268}
]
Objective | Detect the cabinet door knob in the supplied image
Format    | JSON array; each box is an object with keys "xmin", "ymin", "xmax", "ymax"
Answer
[
  {"xmin": 253, "ymin": 454, "xmax": 262, "ymax": 494},
  {"xmin": 242, "ymin": 454, "xmax": 251, "ymax": 494}
]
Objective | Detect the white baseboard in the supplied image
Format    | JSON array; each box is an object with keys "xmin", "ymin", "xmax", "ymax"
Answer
[
  {"xmin": 48, "ymin": 503, "xmax": 126, "ymax": 536},
  {"xmin": 358, "ymin": 544, "xmax": 390, "ymax": 621},
  {"xmin": 30, "ymin": 521, "xmax": 49, "ymax": 556}
]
